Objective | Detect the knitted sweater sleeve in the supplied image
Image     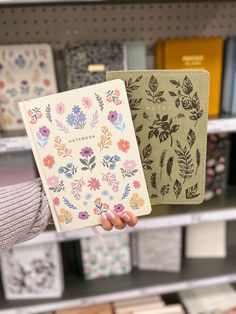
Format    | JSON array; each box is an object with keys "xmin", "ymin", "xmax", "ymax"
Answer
[{"xmin": 0, "ymin": 178, "xmax": 51, "ymax": 253}]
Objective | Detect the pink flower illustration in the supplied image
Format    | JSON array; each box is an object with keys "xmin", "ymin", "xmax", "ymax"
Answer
[
  {"xmin": 114, "ymin": 89, "xmax": 120, "ymax": 97},
  {"xmin": 108, "ymin": 110, "xmax": 118, "ymax": 123},
  {"xmin": 123, "ymin": 160, "xmax": 137, "ymax": 171},
  {"xmin": 56, "ymin": 102, "xmax": 65, "ymax": 115},
  {"xmin": 82, "ymin": 97, "xmax": 92, "ymax": 109},
  {"xmin": 133, "ymin": 180, "xmax": 141, "ymax": 189},
  {"xmin": 28, "ymin": 109, "xmax": 33, "ymax": 117},
  {"xmin": 114, "ymin": 204, "xmax": 125, "ymax": 213},
  {"xmin": 94, "ymin": 198, "xmax": 101, "ymax": 205},
  {"xmin": 39, "ymin": 126, "xmax": 50, "ymax": 137},
  {"xmin": 106, "ymin": 97, "xmax": 112, "ymax": 103},
  {"xmin": 78, "ymin": 211, "xmax": 90, "ymax": 220},
  {"xmin": 103, "ymin": 203, "xmax": 110, "ymax": 210},
  {"xmin": 0, "ymin": 94, "xmax": 8, "ymax": 104},
  {"xmin": 53, "ymin": 197, "xmax": 60, "ymax": 206},
  {"xmin": 116, "ymin": 99, "xmax": 122, "ymax": 105},
  {"xmin": 80, "ymin": 147, "xmax": 93, "ymax": 158},
  {"xmin": 88, "ymin": 178, "xmax": 101, "ymax": 191},
  {"xmin": 47, "ymin": 176, "xmax": 60, "ymax": 187}
]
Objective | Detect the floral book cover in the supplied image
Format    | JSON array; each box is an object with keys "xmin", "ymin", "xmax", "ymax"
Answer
[
  {"xmin": 0, "ymin": 44, "xmax": 57, "ymax": 131},
  {"xmin": 107, "ymin": 70, "xmax": 209, "ymax": 205},
  {"xmin": 19, "ymin": 80, "xmax": 152, "ymax": 232}
]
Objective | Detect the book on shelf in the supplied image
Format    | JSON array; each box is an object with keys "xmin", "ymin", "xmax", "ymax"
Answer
[
  {"xmin": 0, "ymin": 242, "xmax": 64, "ymax": 300},
  {"xmin": 179, "ymin": 284, "xmax": 236, "ymax": 314},
  {"xmin": 185, "ymin": 221, "xmax": 227, "ymax": 258},
  {"xmin": 132, "ymin": 227, "xmax": 182, "ymax": 272},
  {"xmin": 0, "ymin": 44, "xmax": 57, "ymax": 132},
  {"xmin": 124, "ymin": 41, "xmax": 146, "ymax": 70},
  {"xmin": 75, "ymin": 233, "xmax": 131, "ymax": 280},
  {"xmin": 221, "ymin": 38, "xmax": 235, "ymax": 115},
  {"xmin": 56, "ymin": 303, "xmax": 113, "ymax": 314},
  {"xmin": 64, "ymin": 41, "xmax": 124, "ymax": 90},
  {"xmin": 107, "ymin": 70, "xmax": 209, "ymax": 205},
  {"xmin": 156, "ymin": 37, "xmax": 223, "ymax": 117},
  {"xmin": 19, "ymin": 80, "xmax": 152, "ymax": 232}
]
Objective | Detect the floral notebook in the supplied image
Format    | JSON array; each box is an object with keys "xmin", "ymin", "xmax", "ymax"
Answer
[
  {"xmin": 19, "ymin": 80, "xmax": 152, "ymax": 232},
  {"xmin": 0, "ymin": 44, "xmax": 57, "ymax": 131},
  {"xmin": 107, "ymin": 71, "xmax": 209, "ymax": 205}
]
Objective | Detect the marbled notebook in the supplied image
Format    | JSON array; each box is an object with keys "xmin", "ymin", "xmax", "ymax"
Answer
[
  {"xmin": 107, "ymin": 70, "xmax": 209, "ymax": 205},
  {"xmin": 0, "ymin": 44, "xmax": 57, "ymax": 131},
  {"xmin": 65, "ymin": 41, "xmax": 124, "ymax": 89},
  {"xmin": 19, "ymin": 80, "xmax": 152, "ymax": 232}
]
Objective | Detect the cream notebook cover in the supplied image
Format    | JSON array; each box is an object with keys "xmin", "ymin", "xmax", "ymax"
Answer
[
  {"xmin": 0, "ymin": 44, "xmax": 57, "ymax": 131},
  {"xmin": 19, "ymin": 80, "xmax": 152, "ymax": 232}
]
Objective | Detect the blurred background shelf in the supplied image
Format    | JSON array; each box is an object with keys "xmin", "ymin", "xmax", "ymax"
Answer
[
  {"xmin": 1, "ymin": 251, "xmax": 236, "ymax": 313},
  {"xmin": 1, "ymin": 117, "xmax": 236, "ymax": 153},
  {"xmin": 18, "ymin": 187, "xmax": 236, "ymax": 246}
]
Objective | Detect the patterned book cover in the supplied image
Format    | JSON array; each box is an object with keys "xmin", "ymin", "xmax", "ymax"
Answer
[
  {"xmin": 78, "ymin": 233, "xmax": 131, "ymax": 280},
  {"xmin": 0, "ymin": 44, "xmax": 57, "ymax": 131},
  {"xmin": 64, "ymin": 41, "xmax": 124, "ymax": 90},
  {"xmin": 0, "ymin": 243, "xmax": 63, "ymax": 299},
  {"xmin": 19, "ymin": 80, "xmax": 152, "ymax": 232},
  {"xmin": 107, "ymin": 70, "xmax": 209, "ymax": 205},
  {"xmin": 135, "ymin": 227, "xmax": 182, "ymax": 272}
]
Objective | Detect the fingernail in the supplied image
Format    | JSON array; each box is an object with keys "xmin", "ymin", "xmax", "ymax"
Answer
[
  {"xmin": 101, "ymin": 212, "xmax": 108, "ymax": 221},
  {"xmin": 122, "ymin": 213, "xmax": 131, "ymax": 222},
  {"xmin": 106, "ymin": 210, "xmax": 116, "ymax": 221}
]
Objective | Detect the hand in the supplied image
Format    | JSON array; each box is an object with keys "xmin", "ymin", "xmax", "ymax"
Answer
[{"xmin": 100, "ymin": 210, "xmax": 138, "ymax": 231}]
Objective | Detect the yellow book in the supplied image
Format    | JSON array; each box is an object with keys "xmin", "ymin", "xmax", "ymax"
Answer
[
  {"xmin": 156, "ymin": 37, "xmax": 223, "ymax": 117},
  {"xmin": 155, "ymin": 41, "xmax": 165, "ymax": 69}
]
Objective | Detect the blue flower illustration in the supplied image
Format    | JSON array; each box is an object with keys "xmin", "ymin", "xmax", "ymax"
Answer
[
  {"xmin": 72, "ymin": 105, "xmax": 81, "ymax": 115},
  {"xmin": 14, "ymin": 54, "xmax": 26, "ymax": 68},
  {"xmin": 101, "ymin": 190, "xmax": 109, "ymax": 196},
  {"xmin": 85, "ymin": 193, "xmax": 93, "ymax": 200},
  {"xmin": 58, "ymin": 163, "xmax": 77, "ymax": 179},
  {"xmin": 66, "ymin": 113, "xmax": 76, "ymax": 126},
  {"xmin": 77, "ymin": 112, "xmax": 86, "ymax": 123},
  {"xmin": 114, "ymin": 155, "xmax": 121, "ymax": 162}
]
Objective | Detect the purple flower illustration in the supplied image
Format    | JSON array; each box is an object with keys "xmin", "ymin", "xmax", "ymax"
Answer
[
  {"xmin": 78, "ymin": 211, "xmax": 90, "ymax": 220},
  {"xmin": 114, "ymin": 204, "xmax": 125, "ymax": 213},
  {"xmin": 39, "ymin": 126, "xmax": 50, "ymax": 137},
  {"xmin": 21, "ymin": 80, "xmax": 28, "ymax": 86},
  {"xmin": 80, "ymin": 147, "xmax": 93, "ymax": 158},
  {"xmin": 108, "ymin": 110, "xmax": 118, "ymax": 123}
]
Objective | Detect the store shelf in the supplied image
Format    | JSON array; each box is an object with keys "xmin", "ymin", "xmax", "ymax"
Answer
[
  {"xmin": 1, "ymin": 117, "xmax": 236, "ymax": 154},
  {"xmin": 207, "ymin": 117, "xmax": 236, "ymax": 134},
  {"xmin": 18, "ymin": 188, "xmax": 236, "ymax": 247},
  {"xmin": 1, "ymin": 252, "xmax": 236, "ymax": 313},
  {"xmin": 0, "ymin": 136, "xmax": 31, "ymax": 153}
]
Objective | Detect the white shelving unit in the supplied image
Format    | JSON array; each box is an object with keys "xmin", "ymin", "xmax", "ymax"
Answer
[
  {"xmin": 1, "ymin": 117, "xmax": 235, "ymax": 153},
  {"xmin": 1, "ymin": 1, "xmax": 236, "ymax": 313},
  {"xmin": 17, "ymin": 188, "xmax": 236, "ymax": 246},
  {"xmin": 1, "ymin": 255, "xmax": 236, "ymax": 313}
]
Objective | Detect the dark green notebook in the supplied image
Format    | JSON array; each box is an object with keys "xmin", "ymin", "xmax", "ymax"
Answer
[{"xmin": 107, "ymin": 70, "xmax": 209, "ymax": 205}]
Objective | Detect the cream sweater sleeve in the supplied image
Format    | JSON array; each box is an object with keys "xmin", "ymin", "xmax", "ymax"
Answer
[{"xmin": 0, "ymin": 178, "xmax": 51, "ymax": 253}]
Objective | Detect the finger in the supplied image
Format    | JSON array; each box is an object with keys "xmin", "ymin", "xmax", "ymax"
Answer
[
  {"xmin": 120, "ymin": 211, "xmax": 138, "ymax": 227},
  {"xmin": 106, "ymin": 210, "xmax": 126, "ymax": 229},
  {"xmin": 100, "ymin": 212, "xmax": 113, "ymax": 231}
]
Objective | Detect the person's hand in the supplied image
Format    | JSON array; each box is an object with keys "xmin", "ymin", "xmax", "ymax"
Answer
[{"xmin": 100, "ymin": 210, "xmax": 138, "ymax": 231}]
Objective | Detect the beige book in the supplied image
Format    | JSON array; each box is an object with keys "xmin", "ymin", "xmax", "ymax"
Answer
[
  {"xmin": 186, "ymin": 221, "xmax": 226, "ymax": 258},
  {"xmin": 19, "ymin": 80, "xmax": 152, "ymax": 232}
]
